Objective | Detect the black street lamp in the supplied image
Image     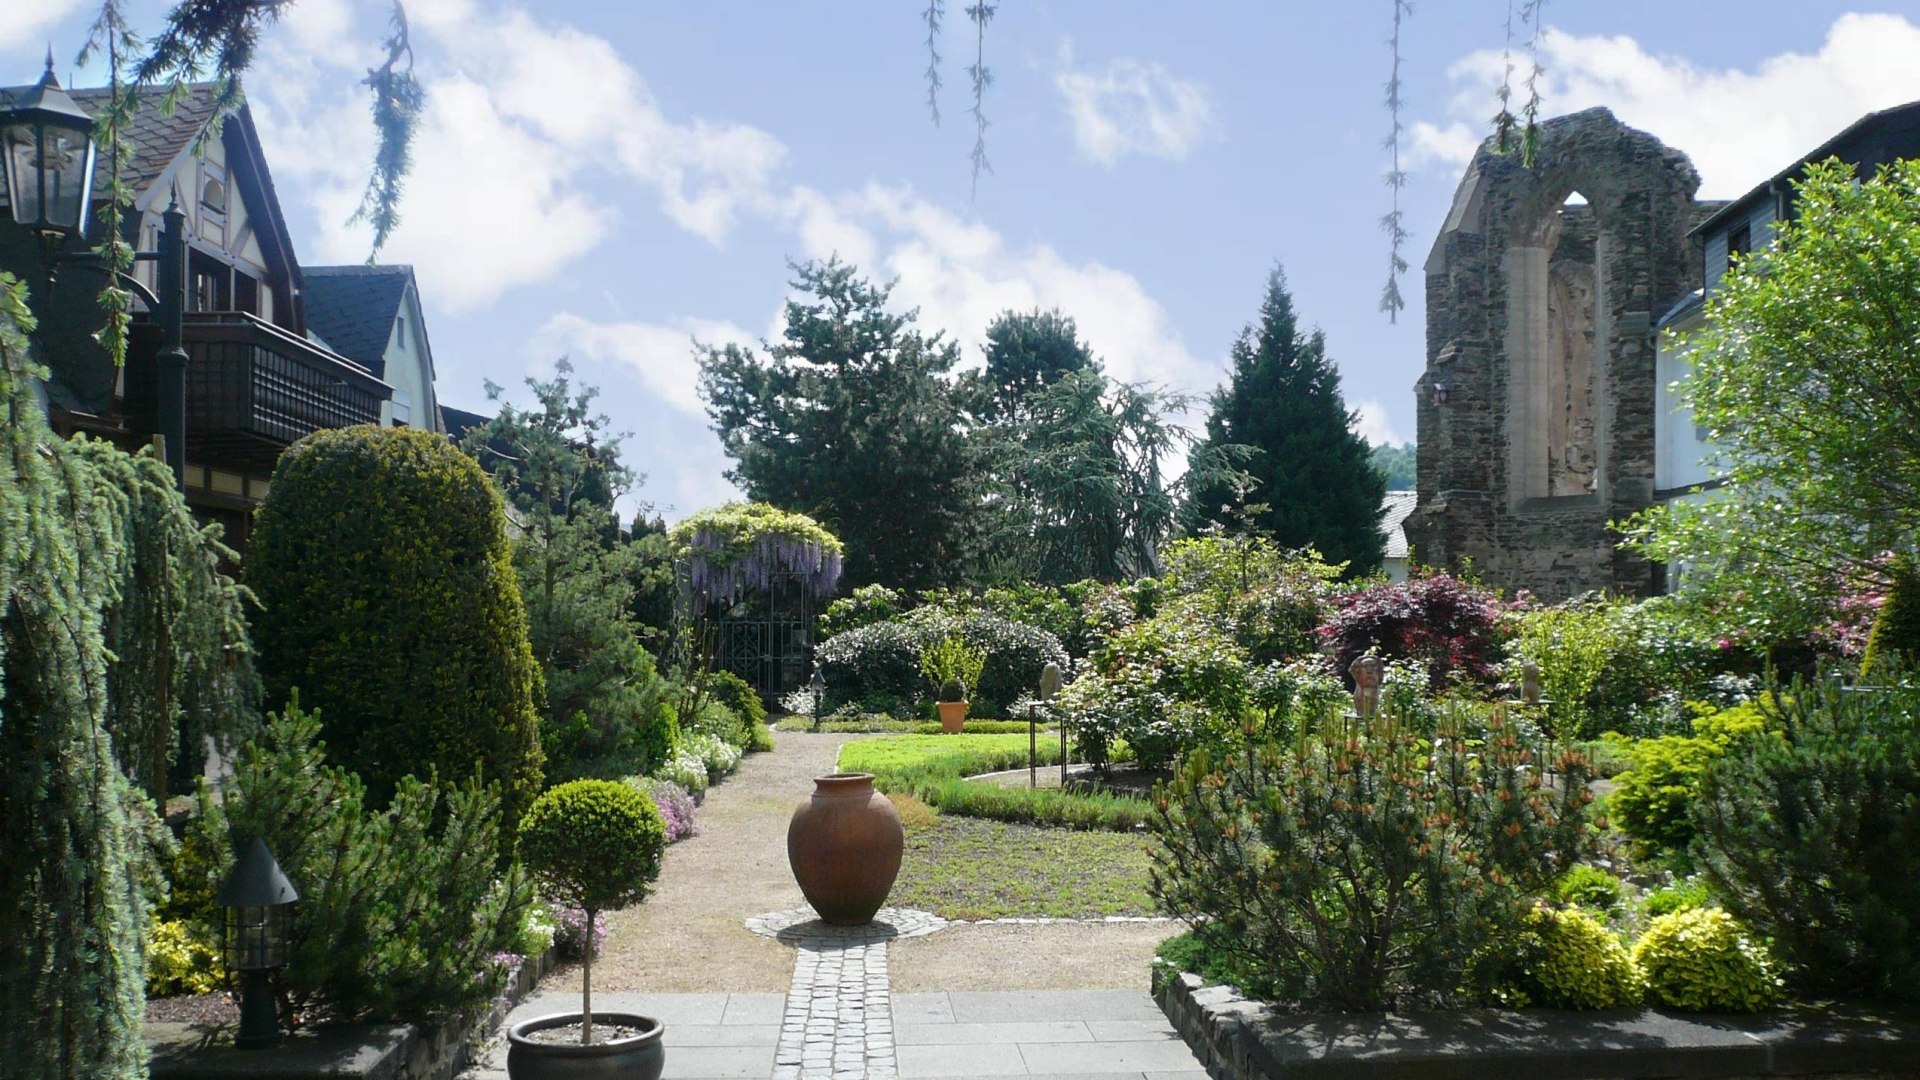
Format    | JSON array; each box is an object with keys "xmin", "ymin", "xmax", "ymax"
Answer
[
  {"xmin": 1, "ymin": 55, "xmax": 96, "ymax": 242},
  {"xmin": 216, "ymin": 836, "xmax": 299, "ymax": 1050},
  {"xmin": 1, "ymin": 57, "xmax": 191, "ymax": 489}
]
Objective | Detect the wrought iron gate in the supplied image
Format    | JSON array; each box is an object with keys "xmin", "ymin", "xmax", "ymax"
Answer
[{"xmin": 712, "ymin": 569, "xmax": 818, "ymax": 702}]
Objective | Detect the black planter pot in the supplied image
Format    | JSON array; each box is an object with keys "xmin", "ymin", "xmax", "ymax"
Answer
[{"xmin": 506, "ymin": 1012, "xmax": 665, "ymax": 1080}]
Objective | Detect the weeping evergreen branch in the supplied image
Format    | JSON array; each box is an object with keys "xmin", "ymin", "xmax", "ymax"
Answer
[
  {"xmin": 923, "ymin": 0, "xmax": 945, "ymax": 127},
  {"xmin": 1520, "ymin": 0, "xmax": 1548, "ymax": 166},
  {"xmin": 1492, "ymin": 0, "xmax": 1519, "ymax": 153},
  {"xmin": 1378, "ymin": 0, "xmax": 1413, "ymax": 323},
  {"xmin": 78, "ymin": 3, "xmax": 143, "ymax": 368},
  {"xmin": 351, "ymin": 2, "xmax": 425, "ymax": 257},
  {"xmin": 0, "ymin": 272, "xmax": 153, "ymax": 1080},
  {"xmin": 965, "ymin": 2, "xmax": 996, "ymax": 200}
]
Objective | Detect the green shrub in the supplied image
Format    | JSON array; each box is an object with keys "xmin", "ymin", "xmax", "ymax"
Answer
[
  {"xmin": 1150, "ymin": 711, "xmax": 1596, "ymax": 1011},
  {"xmin": 1153, "ymin": 929, "xmax": 1277, "ymax": 999},
  {"xmin": 1861, "ymin": 553, "xmax": 1920, "ymax": 677},
  {"xmin": 817, "ymin": 611, "xmax": 1068, "ymax": 716},
  {"xmin": 1692, "ymin": 681, "xmax": 1920, "ymax": 1002},
  {"xmin": 1632, "ymin": 908, "xmax": 1781, "ymax": 1012},
  {"xmin": 774, "ymin": 714, "xmax": 1041, "ymax": 734},
  {"xmin": 685, "ymin": 732, "xmax": 743, "ymax": 780},
  {"xmin": 654, "ymin": 750, "xmax": 708, "ymax": 796},
  {"xmin": 921, "ymin": 634, "xmax": 988, "ymax": 700},
  {"xmin": 1611, "ymin": 735, "xmax": 1721, "ymax": 852},
  {"xmin": 747, "ymin": 720, "xmax": 776, "ymax": 752},
  {"xmin": 182, "ymin": 697, "xmax": 532, "ymax": 1024},
  {"xmin": 1643, "ymin": 879, "xmax": 1711, "ymax": 918},
  {"xmin": 1553, "ymin": 865, "xmax": 1626, "ymax": 912},
  {"xmin": 145, "ymin": 918, "xmax": 223, "ymax": 997},
  {"xmin": 1063, "ymin": 607, "xmax": 1252, "ymax": 769},
  {"xmin": 817, "ymin": 583, "xmax": 905, "ymax": 640},
  {"xmin": 686, "ymin": 698, "xmax": 749, "ymax": 750},
  {"xmin": 704, "ymin": 669, "xmax": 768, "ymax": 730},
  {"xmin": 1510, "ymin": 597, "xmax": 1720, "ymax": 739},
  {"xmin": 1504, "ymin": 905, "xmax": 1643, "ymax": 1009},
  {"xmin": 518, "ymin": 779, "xmax": 666, "ymax": 919},
  {"xmin": 248, "ymin": 425, "xmax": 542, "ymax": 829}
]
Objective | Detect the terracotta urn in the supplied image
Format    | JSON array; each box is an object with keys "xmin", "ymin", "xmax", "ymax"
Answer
[
  {"xmin": 787, "ymin": 773, "xmax": 903, "ymax": 925},
  {"xmin": 936, "ymin": 700, "xmax": 969, "ymax": 733}
]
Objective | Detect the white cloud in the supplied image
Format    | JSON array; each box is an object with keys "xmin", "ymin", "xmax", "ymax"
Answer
[
  {"xmin": 0, "ymin": 0, "xmax": 84, "ymax": 51},
  {"xmin": 1410, "ymin": 13, "xmax": 1920, "ymax": 197},
  {"xmin": 1351, "ymin": 399, "xmax": 1405, "ymax": 447},
  {"xmin": 535, "ymin": 312, "xmax": 752, "ymax": 417},
  {"xmin": 248, "ymin": 0, "xmax": 787, "ymax": 307},
  {"xmin": 1054, "ymin": 44, "xmax": 1216, "ymax": 167}
]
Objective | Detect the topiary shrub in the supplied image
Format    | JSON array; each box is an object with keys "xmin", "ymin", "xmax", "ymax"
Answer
[
  {"xmin": 1631, "ymin": 908, "xmax": 1781, "ymax": 1012},
  {"xmin": 1860, "ymin": 552, "xmax": 1920, "ymax": 678},
  {"xmin": 1692, "ymin": 680, "xmax": 1920, "ymax": 1003},
  {"xmin": 248, "ymin": 425, "xmax": 542, "ymax": 830},
  {"xmin": 1503, "ymin": 905, "xmax": 1643, "ymax": 1010},
  {"xmin": 518, "ymin": 779, "xmax": 666, "ymax": 1041},
  {"xmin": 817, "ymin": 611, "xmax": 1068, "ymax": 716}
]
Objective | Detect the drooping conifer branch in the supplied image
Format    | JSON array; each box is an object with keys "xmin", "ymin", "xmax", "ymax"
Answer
[
  {"xmin": 1379, "ymin": 0, "xmax": 1413, "ymax": 323},
  {"xmin": 965, "ymin": 2, "xmax": 996, "ymax": 200},
  {"xmin": 924, "ymin": 0, "xmax": 945, "ymax": 126}
]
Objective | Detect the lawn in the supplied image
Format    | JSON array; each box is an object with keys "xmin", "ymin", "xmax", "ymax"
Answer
[{"xmin": 888, "ymin": 802, "xmax": 1158, "ymax": 920}]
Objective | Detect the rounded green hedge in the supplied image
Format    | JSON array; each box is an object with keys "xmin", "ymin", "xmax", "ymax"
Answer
[
  {"xmin": 1632, "ymin": 907, "xmax": 1781, "ymax": 1012},
  {"xmin": 519, "ymin": 779, "xmax": 666, "ymax": 914},
  {"xmin": 248, "ymin": 425, "xmax": 543, "ymax": 830}
]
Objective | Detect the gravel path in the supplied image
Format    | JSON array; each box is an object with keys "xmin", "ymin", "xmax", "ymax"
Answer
[{"xmin": 582, "ymin": 729, "xmax": 1180, "ymax": 994}]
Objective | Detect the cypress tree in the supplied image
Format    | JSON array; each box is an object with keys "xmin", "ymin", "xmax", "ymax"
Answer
[{"xmin": 1184, "ymin": 268, "xmax": 1387, "ymax": 575}]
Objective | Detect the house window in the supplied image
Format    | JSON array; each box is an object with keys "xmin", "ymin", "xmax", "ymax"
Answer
[
  {"xmin": 389, "ymin": 388, "xmax": 411, "ymax": 427},
  {"xmin": 1727, "ymin": 221, "xmax": 1751, "ymax": 261},
  {"xmin": 234, "ymin": 272, "xmax": 260, "ymax": 316},
  {"xmin": 189, "ymin": 251, "xmax": 231, "ymax": 312}
]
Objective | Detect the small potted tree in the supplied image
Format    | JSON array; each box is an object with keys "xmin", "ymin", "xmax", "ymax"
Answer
[
  {"xmin": 509, "ymin": 780, "xmax": 668, "ymax": 1080},
  {"xmin": 921, "ymin": 634, "xmax": 987, "ymax": 733}
]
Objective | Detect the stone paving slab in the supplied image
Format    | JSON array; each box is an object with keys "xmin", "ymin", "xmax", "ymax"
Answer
[
  {"xmin": 1018, "ymin": 1040, "xmax": 1212, "ymax": 1075},
  {"xmin": 895, "ymin": 1021, "xmax": 1096, "ymax": 1046},
  {"xmin": 945, "ymin": 991, "xmax": 1173, "ymax": 1024}
]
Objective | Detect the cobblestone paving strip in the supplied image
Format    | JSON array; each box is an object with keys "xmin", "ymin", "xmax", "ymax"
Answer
[{"xmin": 759, "ymin": 908, "xmax": 949, "ymax": 1080}]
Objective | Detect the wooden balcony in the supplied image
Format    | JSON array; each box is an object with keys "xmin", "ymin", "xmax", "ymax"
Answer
[{"xmin": 154, "ymin": 312, "xmax": 391, "ymax": 471}]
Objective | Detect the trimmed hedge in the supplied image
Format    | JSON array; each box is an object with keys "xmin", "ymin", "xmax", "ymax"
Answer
[
  {"xmin": 249, "ymin": 425, "xmax": 543, "ymax": 830},
  {"xmin": 815, "ymin": 610, "xmax": 1069, "ymax": 716}
]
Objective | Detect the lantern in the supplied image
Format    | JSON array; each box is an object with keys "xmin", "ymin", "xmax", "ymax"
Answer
[
  {"xmin": 1, "ymin": 56, "xmax": 96, "ymax": 240},
  {"xmin": 216, "ymin": 836, "xmax": 299, "ymax": 1049}
]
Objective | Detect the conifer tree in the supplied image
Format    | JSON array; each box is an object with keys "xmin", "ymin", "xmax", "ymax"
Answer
[{"xmin": 1183, "ymin": 268, "xmax": 1387, "ymax": 575}]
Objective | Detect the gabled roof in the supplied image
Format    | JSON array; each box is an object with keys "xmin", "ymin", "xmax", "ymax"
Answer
[
  {"xmin": 66, "ymin": 84, "xmax": 224, "ymax": 199},
  {"xmin": 1380, "ymin": 490, "xmax": 1418, "ymax": 561},
  {"xmin": 301, "ymin": 264, "xmax": 416, "ymax": 377},
  {"xmin": 440, "ymin": 405, "xmax": 493, "ymax": 443},
  {"xmin": 1694, "ymin": 98, "xmax": 1920, "ymax": 237}
]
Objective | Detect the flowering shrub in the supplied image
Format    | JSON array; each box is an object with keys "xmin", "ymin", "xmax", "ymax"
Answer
[
  {"xmin": 654, "ymin": 750, "xmax": 709, "ymax": 797},
  {"xmin": 685, "ymin": 732, "xmax": 742, "ymax": 780},
  {"xmin": 1151, "ymin": 708, "xmax": 1596, "ymax": 1011},
  {"xmin": 817, "ymin": 583, "xmax": 906, "ymax": 639},
  {"xmin": 629, "ymin": 777, "xmax": 698, "ymax": 842},
  {"xmin": 1632, "ymin": 908, "xmax": 1781, "ymax": 1012},
  {"xmin": 1158, "ymin": 537, "xmax": 1340, "ymax": 664},
  {"xmin": 1317, "ymin": 570, "xmax": 1508, "ymax": 692},
  {"xmin": 548, "ymin": 898, "xmax": 610, "ymax": 960},
  {"xmin": 1055, "ymin": 606, "xmax": 1252, "ymax": 769},
  {"xmin": 1509, "ymin": 596, "xmax": 1722, "ymax": 739},
  {"xmin": 509, "ymin": 898, "xmax": 558, "ymax": 959}
]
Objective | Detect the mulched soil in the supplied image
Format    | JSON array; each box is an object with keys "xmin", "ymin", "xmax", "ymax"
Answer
[
  {"xmin": 145, "ymin": 991, "xmax": 237, "ymax": 1026},
  {"xmin": 518, "ymin": 1020, "xmax": 654, "ymax": 1045}
]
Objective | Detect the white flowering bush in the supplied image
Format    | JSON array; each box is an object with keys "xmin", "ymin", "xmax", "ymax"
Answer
[
  {"xmin": 686, "ymin": 732, "xmax": 742, "ymax": 780},
  {"xmin": 653, "ymin": 749, "xmax": 708, "ymax": 796}
]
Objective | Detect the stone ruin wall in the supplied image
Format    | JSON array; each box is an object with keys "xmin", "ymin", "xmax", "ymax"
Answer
[{"xmin": 1406, "ymin": 108, "xmax": 1707, "ymax": 602}]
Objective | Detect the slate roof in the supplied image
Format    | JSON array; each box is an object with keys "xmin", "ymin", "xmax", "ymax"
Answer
[
  {"xmin": 440, "ymin": 405, "xmax": 493, "ymax": 443},
  {"xmin": 0, "ymin": 81, "xmax": 224, "ymax": 201},
  {"xmin": 300, "ymin": 265, "xmax": 414, "ymax": 377},
  {"xmin": 1380, "ymin": 490, "xmax": 1418, "ymax": 561}
]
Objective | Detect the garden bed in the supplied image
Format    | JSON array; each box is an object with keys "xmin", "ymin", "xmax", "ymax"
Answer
[{"xmin": 1154, "ymin": 968, "xmax": 1920, "ymax": 1080}]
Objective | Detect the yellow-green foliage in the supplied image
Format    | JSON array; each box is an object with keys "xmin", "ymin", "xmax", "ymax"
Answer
[
  {"xmin": 1512, "ymin": 906, "xmax": 1643, "ymax": 1010},
  {"xmin": 1611, "ymin": 701, "xmax": 1777, "ymax": 852},
  {"xmin": 249, "ymin": 425, "xmax": 543, "ymax": 830},
  {"xmin": 1632, "ymin": 908, "xmax": 1781, "ymax": 1012},
  {"xmin": 144, "ymin": 919, "xmax": 222, "ymax": 997},
  {"xmin": 1862, "ymin": 553, "xmax": 1920, "ymax": 677}
]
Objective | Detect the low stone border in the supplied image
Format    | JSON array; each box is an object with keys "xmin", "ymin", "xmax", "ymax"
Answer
[
  {"xmin": 746, "ymin": 906, "xmax": 948, "ymax": 941},
  {"xmin": 147, "ymin": 947, "xmax": 556, "ymax": 1080},
  {"xmin": 1154, "ymin": 969, "xmax": 1920, "ymax": 1080}
]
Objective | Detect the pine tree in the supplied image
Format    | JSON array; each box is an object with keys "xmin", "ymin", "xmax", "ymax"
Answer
[{"xmin": 1184, "ymin": 268, "xmax": 1387, "ymax": 575}]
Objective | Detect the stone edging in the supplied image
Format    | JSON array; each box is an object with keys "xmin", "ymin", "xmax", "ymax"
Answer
[
  {"xmin": 1153, "ymin": 968, "xmax": 1920, "ymax": 1080},
  {"xmin": 148, "ymin": 945, "xmax": 557, "ymax": 1080}
]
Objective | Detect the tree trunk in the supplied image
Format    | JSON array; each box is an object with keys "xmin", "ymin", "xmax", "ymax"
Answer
[{"xmin": 582, "ymin": 908, "xmax": 595, "ymax": 1044}]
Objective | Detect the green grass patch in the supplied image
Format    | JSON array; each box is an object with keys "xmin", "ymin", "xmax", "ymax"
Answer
[
  {"xmin": 890, "ymin": 813, "xmax": 1156, "ymax": 919},
  {"xmin": 838, "ymin": 734, "xmax": 1148, "ymax": 831},
  {"xmin": 774, "ymin": 715, "xmax": 1043, "ymax": 735}
]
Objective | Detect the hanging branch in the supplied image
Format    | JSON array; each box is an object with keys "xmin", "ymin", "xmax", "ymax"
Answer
[
  {"xmin": 1520, "ymin": 0, "xmax": 1548, "ymax": 166},
  {"xmin": 923, "ymin": 0, "xmax": 944, "ymax": 127},
  {"xmin": 965, "ymin": 2, "xmax": 996, "ymax": 200},
  {"xmin": 350, "ymin": 2, "xmax": 425, "ymax": 257},
  {"xmin": 1378, "ymin": 0, "xmax": 1413, "ymax": 323},
  {"xmin": 78, "ymin": 3, "xmax": 140, "ymax": 367},
  {"xmin": 1492, "ymin": 0, "xmax": 1519, "ymax": 154}
]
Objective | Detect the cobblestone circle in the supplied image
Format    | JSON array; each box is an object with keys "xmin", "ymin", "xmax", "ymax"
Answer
[{"xmin": 745, "ymin": 906, "xmax": 948, "ymax": 942}]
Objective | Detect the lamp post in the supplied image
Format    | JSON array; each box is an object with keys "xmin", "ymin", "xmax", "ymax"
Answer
[
  {"xmin": 217, "ymin": 836, "xmax": 299, "ymax": 1050},
  {"xmin": 809, "ymin": 666, "xmax": 826, "ymax": 732},
  {"xmin": 2, "ymin": 58, "xmax": 190, "ymax": 489},
  {"xmin": 1036, "ymin": 661, "xmax": 1062, "ymax": 790}
]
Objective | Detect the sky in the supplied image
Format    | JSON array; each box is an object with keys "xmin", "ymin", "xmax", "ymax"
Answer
[{"xmin": 7, "ymin": 1, "xmax": 1920, "ymax": 519}]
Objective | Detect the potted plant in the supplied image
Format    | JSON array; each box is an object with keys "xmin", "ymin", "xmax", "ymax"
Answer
[
  {"xmin": 920, "ymin": 634, "xmax": 986, "ymax": 733},
  {"xmin": 508, "ymin": 779, "xmax": 668, "ymax": 1080}
]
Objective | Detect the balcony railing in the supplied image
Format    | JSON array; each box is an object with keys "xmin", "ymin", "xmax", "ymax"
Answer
[{"xmin": 167, "ymin": 311, "xmax": 391, "ymax": 470}]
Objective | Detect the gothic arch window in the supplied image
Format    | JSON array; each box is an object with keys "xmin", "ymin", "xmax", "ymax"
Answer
[{"xmin": 1508, "ymin": 190, "xmax": 1604, "ymax": 503}]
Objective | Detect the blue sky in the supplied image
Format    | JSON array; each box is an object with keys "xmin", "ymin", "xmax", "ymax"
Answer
[{"xmin": 8, "ymin": 1, "xmax": 1920, "ymax": 519}]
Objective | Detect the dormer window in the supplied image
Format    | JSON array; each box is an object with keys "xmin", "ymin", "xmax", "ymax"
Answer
[
  {"xmin": 201, "ymin": 176, "xmax": 227, "ymax": 214},
  {"xmin": 1727, "ymin": 220, "xmax": 1750, "ymax": 260}
]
